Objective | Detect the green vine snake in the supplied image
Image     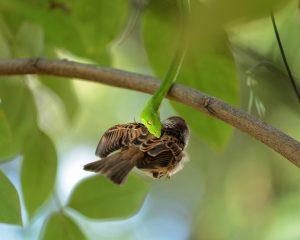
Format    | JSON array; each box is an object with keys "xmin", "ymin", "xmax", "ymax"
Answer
[{"xmin": 140, "ymin": 0, "xmax": 190, "ymax": 137}]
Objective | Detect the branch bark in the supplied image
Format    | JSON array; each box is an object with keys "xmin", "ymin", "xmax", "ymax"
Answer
[{"xmin": 0, "ymin": 58, "xmax": 299, "ymax": 167}]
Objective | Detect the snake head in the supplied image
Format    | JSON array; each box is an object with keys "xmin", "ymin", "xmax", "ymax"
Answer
[{"xmin": 141, "ymin": 109, "xmax": 162, "ymax": 138}]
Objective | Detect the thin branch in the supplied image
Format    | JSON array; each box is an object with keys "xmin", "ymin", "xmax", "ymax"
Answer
[
  {"xmin": 0, "ymin": 58, "xmax": 299, "ymax": 167},
  {"xmin": 270, "ymin": 10, "xmax": 300, "ymax": 102}
]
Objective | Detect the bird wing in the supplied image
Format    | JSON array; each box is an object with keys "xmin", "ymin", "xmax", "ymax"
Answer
[
  {"xmin": 140, "ymin": 134, "xmax": 184, "ymax": 158},
  {"xmin": 96, "ymin": 122, "xmax": 148, "ymax": 157},
  {"xmin": 136, "ymin": 150, "xmax": 174, "ymax": 169}
]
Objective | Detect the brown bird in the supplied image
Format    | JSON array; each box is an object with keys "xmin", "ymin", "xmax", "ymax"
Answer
[{"xmin": 84, "ymin": 116, "xmax": 189, "ymax": 185}]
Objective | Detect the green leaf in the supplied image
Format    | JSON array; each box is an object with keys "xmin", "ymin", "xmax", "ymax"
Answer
[
  {"xmin": 0, "ymin": 21, "xmax": 39, "ymax": 159},
  {"xmin": 0, "ymin": 170, "xmax": 22, "ymax": 225},
  {"xmin": 0, "ymin": 27, "xmax": 11, "ymax": 57},
  {"xmin": 0, "ymin": 108, "xmax": 12, "ymax": 147},
  {"xmin": 14, "ymin": 22, "xmax": 44, "ymax": 57},
  {"xmin": 0, "ymin": 0, "xmax": 128, "ymax": 63},
  {"xmin": 0, "ymin": 79, "xmax": 37, "ymax": 161},
  {"xmin": 70, "ymin": 0, "xmax": 128, "ymax": 62},
  {"xmin": 40, "ymin": 212, "xmax": 86, "ymax": 240},
  {"xmin": 39, "ymin": 77, "xmax": 79, "ymax": 121},
  {"xmin": 0, "ymin": 16, "xmax": 13, "ymax": 44},
  {"xmin": 68, "ymin": 175, "xmax": 149, "ymax": 219},
  {"xmin": 0, "ymin": 0, "xmax": 82, "ymax": 58},
  {"xmin": 21, "ymin": 129, "xmax": 57, "ymax": 217}
]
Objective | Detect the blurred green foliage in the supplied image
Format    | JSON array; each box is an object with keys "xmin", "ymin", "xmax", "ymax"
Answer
[
  {"xmin": 21, "ymin": 129, "xmax": 58, "ymax": 217},
  {"xmin": 68, "ymin": 175, "xmax": 149, "ymax": 219},
  {"xmin": 40, "ymin": 212, "xmax": 86, "ymax": 240},
  {"xmin": 0, "ymin": 0, "xmax": 299, "ymax": 239},
  {"xmin": 0, "ymin": 109, "xmax": 11, "ymax": 149},
  {"xmin": 40, "ymin": 76, "xmax": 79, "ymax": 121},
  {"xmin": 0, "ymin": 0, "xmax": 128, "ymax": 63},
  {"xmin": 0, "ymin": 170, "xmax": 21, "ymax": 225},
  {"xmin": 0, "ymin": 78, "xmax": 37, "ymax": 160}
]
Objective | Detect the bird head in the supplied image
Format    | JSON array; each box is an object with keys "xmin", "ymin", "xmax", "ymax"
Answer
[{"xmin": 163, "ymin": 116, "xmax": 189, "ymax": 145}]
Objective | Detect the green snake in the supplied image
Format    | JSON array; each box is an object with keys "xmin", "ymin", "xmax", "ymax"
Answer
[{"xmin": 140, "ymin": 0, "xmax": 190, "ymax": 137}]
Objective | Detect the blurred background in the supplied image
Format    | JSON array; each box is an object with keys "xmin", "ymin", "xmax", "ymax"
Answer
[{"xmin": 0, "ymin": 0, "xmax": 300, "ymax": 239}]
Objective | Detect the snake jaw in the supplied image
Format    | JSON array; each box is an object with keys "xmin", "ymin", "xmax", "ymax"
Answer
[{"xmin": 141, "ymin": 110, "xmax": 162, "ymax": 138}]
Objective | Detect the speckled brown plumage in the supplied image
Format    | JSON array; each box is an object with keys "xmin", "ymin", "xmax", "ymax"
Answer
[{"xmin": 84, "ymin": 116, "xmax": 189, "ymax": 185}]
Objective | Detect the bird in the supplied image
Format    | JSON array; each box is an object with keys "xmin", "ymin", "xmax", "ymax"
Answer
[{"xmin": 83, "ymin": 116, "xmax": 189, "ymax": 185}]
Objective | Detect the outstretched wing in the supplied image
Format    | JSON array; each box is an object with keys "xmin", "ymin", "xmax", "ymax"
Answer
[
  {"xmin": 96, "ymin": 123, "xmax": 148, "ymax": 157},
  {"xmin": 140, "ymin": 134, "xmax": 184, "ymax": 158}
]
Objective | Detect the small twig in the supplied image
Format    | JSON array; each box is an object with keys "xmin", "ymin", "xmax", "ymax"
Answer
[
  {"xmin": 0, "ymin": 58, "xmax": 299, "ymax": 167},
  {"xmin": 270, "ymin": 10, "xmax": 300, "ymax": 102}
]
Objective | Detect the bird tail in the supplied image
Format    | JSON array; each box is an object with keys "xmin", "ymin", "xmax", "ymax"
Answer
[{"xmin": 84, "ymin": 152, "xmax": 135, "ymax": 185}]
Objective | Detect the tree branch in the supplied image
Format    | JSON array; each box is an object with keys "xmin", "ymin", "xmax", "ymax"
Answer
[{"xmin": 0, "ymin": 58, "xmax": 299, "ymax": 167}]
